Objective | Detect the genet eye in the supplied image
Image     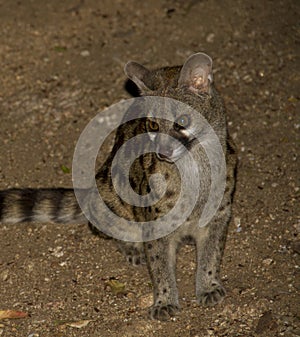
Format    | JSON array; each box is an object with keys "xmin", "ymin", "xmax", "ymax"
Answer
[
  {"xmin": 175, "ymin": 115, "xmax": 190, "ymax": 129},
  {"xmin": 147, "ymin": 119, "xmax": 159, "ymax": 131}
]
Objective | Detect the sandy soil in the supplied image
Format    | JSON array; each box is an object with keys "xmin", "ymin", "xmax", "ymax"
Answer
[{"xmin": 0, "ymin": 0, "xmax": 299, "ymax": 336}]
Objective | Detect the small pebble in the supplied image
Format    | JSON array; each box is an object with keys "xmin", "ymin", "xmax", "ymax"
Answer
[
  {"xmin": 206, "ymin": 33, "xmax": 215, "ymax": 43},
  {"xmin": 262, "ymin": 258, "xmax": 273, "ymax": 266},
  {"xmin": 80, "ymin": 50, "xmax": 90, "ymax": 57}
]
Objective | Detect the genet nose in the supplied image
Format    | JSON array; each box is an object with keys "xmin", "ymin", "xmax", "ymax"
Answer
[{"xmin": 158, "ymin": 145, "xmax": 173, "ymax": 159}]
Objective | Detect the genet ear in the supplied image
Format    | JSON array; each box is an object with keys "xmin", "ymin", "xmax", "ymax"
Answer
[
  {"xmin": 124, "ymin": 61, "xmax": 152, "ymax": 93},
  {"xmin": 178, "ymin": 53, "xmax": 213, "ymax": 95}
]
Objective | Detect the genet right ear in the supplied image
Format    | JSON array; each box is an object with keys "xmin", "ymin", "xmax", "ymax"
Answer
[{"xmin": 124, "ymin": 61, "xmax": 153, "ymax": 93}]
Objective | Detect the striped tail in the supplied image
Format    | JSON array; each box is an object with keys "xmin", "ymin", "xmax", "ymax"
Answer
[{"xmin": 0, "ymin": 188, "xmax": 87, "ymax": 224}]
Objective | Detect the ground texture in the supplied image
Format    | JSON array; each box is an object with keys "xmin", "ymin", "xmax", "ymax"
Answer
[{"xmin": 0, "ymin": 0, "xmax": 299, "ymax": 336}]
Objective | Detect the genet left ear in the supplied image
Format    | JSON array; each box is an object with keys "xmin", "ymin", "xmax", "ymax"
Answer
[{"xmin": 178, "ymin": 53, "xmax": 213, "ymax": 95}]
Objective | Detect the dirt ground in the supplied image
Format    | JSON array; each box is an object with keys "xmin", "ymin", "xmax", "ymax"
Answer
[{"xmin": 0, "ymin": 0, "xmax": 299, "ymax": 336}]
